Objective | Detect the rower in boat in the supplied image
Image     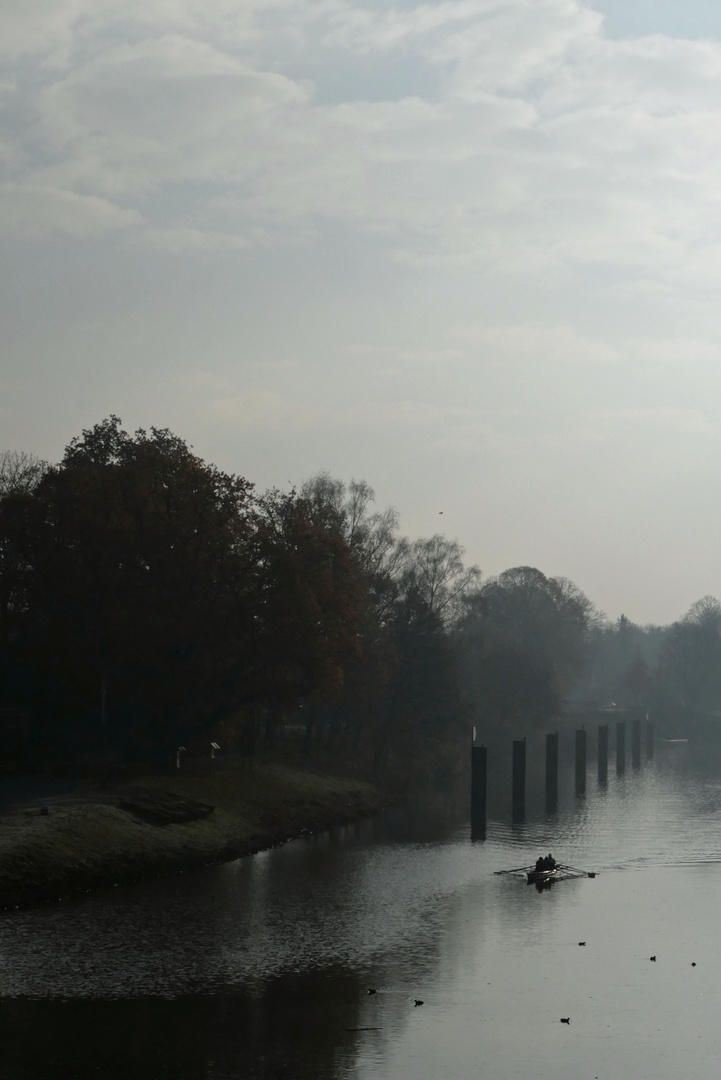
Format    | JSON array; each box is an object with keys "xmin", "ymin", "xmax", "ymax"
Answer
[{"xmin": 496, "ymin": 860, "xmax": 596, "ymax": 883}]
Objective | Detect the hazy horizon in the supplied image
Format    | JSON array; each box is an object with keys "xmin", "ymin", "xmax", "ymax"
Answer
[{"xmin": 3, "ymin": 0, "xmax": 721, "ymax": 627}]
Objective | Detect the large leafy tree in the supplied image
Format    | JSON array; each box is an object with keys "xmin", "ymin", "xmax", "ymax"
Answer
[
  {"xmin": 458, "ymin": 566, "xmax": 597, "ymax": 729},
  {"xmin": 19, "ymin": 418, "xmax": 256, "ymax": 754},
  {"xmin": 248, "ymin": 488, "xmax": 366, "ymax": 744},
  {"xmin": 0, "ymin": 452, "xmax": 45, "ymax": 648},
  {"xmin": 657, "ymin": 596, "xmax": 721, "ymax": 715}
]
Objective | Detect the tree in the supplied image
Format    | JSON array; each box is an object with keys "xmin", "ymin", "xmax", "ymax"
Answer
[
  {"xmin": 0, "ymin": 451, "xmax": 46, "ymax": 648},
  {"xmin": 457, "ymin": 566, "xmax": 596, "ymax": 730},
  {"xmin": 401, "ymin": 535, "xmax": 480, "ymax": 628},
  {"xmin": 249, "ymin": 487, "xmax": 366, "ymax": 745},
  {"xmin": 375, "ymin": 583, "xmax": 467, "ymax": 781},
  {"xmin": 657, "ymin": 596, "xmax": 721, "ymax": 715},
  {"xmin": 298, "ymin": 474, "xmax": 473, "ymax": 779},
  {"xmin": 0, "ymin": 452, "xmax": 47, "ymax": 719},
  {"xmin": 19, "ymin": 417, "xmax": 256, "ymax": 756},
  {"xmin": 300, "ymin": 473, "xmax": 408, "ymax": 622}
]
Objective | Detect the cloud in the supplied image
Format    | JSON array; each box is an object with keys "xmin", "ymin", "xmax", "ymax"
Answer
[
  {"xmin": 342, "ymin": 344, "xmax": 467, "ymax": 366},
  {"xmin": 0, "ymin": 0, "xmax": 309, "ymax": 62},
  {"xmin": 179, "ymin": 373, "xmax": 318, "ymax": 430},
  {"xmin": 2, "ymin": 0, "xmax": 721, "ymax": 276},
  {"xmin": 0, "ymin": 183, "xmax": 141, "ymax": 236},
  {"xmin": 0, "ymin": 0, "xmax": 84, "ymax": 62},
  {"xmin": 179, "ymin": 371, "xmax": 486, "ymax": 439},
  {"xmin": 131, "ymin": 224, "xmax": 250, "ymax": 251},
  {"xmin": 32, "ymin": 35, "xmax": 312, "ymax": 198},
  {"xmin": 454, "ymin": 323, "xmax": 621, "ymax": 365},
  {"xmin": 625, "ymin": 337, "xmax": 721, "ymax": 367},
  {"xmin": 323, "ymin": 0, "xmax": 496, "ymax": 51},
  {"xmin": 596, "ymin": 407, "xmax": 715, "ymax": 436}
]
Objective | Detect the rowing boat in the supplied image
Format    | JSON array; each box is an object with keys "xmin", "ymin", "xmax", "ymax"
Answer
[
  {"xmin": 494, "ymin": 862, "xmax": 596, "ymax": 884},
  {"xmin": 526, "ymin": 867, "xmax": 563, "ymax": 886}
]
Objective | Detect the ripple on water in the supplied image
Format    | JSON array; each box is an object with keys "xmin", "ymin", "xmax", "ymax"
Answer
[{"xmin": 3, "ymin": 746, "xmax": 721, "ymax": 1080}]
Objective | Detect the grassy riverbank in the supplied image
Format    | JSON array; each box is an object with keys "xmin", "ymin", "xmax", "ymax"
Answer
[{"xmin": 0, "ymin": 755, "xmax": 388, "ymax": 910}]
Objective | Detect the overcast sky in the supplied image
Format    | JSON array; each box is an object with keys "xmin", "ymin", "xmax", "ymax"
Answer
[{"xmin": 4, "ymin": 0, "xmax": 721, "ymax": 625}]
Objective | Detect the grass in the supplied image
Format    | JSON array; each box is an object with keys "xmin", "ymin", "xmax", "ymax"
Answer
[{"xmin": 0, "ymin": 753, "xmax": 387, "ymax": 910}]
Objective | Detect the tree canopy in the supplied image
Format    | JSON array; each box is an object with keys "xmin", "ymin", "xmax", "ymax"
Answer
[{"xmin": 2, "ymin": 417, "xmax": 717, "ymax": 783}]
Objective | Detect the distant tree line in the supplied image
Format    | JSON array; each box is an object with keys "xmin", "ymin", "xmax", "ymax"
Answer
[{"xmin": 0, "ymin": 417, "xmax": 719, "ymax": 783}]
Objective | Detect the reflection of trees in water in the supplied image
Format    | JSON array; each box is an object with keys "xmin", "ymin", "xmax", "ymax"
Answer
[
  {"xmin": 0, "ymin": 971, "xmax": 368, "ymax": 1080},
  {"xmin": 1, "ymin": 995, "xmax": 211, "ymax": 1080},
  {"xmin": 209, "ymin": 971, "xmax": 369, "ymax": 1080}
]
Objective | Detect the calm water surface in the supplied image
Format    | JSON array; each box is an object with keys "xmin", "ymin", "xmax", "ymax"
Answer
[{"xmin": 3, "ymin": 744, "xmax": 721, "ymax": 1080}]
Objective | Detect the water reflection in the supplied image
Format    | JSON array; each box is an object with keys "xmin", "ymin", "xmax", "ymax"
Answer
[
  {"xmin": 3, "ymin": 744, "xmax": 721, "ymax": 1079},
  {"xmin": 0, "ymin": 975, "xmax": 368, "ymax": 1080}
]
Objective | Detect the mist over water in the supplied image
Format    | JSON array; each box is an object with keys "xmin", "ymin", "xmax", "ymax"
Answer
[{"xmin": 3, "ymin": 743, "xmax": 721, "ymax": 1079}]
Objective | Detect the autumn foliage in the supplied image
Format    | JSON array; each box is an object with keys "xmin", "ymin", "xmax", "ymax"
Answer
[
  {"xmin": 2, "ymin": 417, "xmax": 627, "ymax": 786},
  {"xmin": 0, "ymin": 419, "xmax": 469, "ymax": 781}
]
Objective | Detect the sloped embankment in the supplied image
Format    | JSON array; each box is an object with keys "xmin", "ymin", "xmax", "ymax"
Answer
[{"xmin": 0, "ymin": 763, "xmax": 385, "ymax": 910}]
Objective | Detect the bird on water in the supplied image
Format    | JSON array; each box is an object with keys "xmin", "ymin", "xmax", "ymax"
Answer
[{"xmin": 414, "ymin": 1000, "xmax": 424, "ymax": 1007}]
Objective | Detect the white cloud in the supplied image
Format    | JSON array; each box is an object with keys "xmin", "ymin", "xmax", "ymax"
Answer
[
  {"xmin": 595, "ymin": 406, "xmax": 715, "ymax": 436},
  {"xmin": 428, "ymin": 0, "xmax": 602, "ymax": 96},
  {"xmin": 454, "ymin": 323, "xmax": 621, "ymax": 365},
  {"xmin": 32, "ymin": 35, "xmax": 312, "ymax": 198},
  {"xmin": 0, "ymin": 183, "xmax": 141, "ymax": 236},
  {"xmin": 131, "ymin": 225, "xmax": 250, "ymax": 251},
  {"xmin": 0, "ymin": 0, "xmax": 84, "ymax": 62},
  {"xmin": 2, "ymin": 0, "xmax": 720, "ymax": 274},
  {"xmin": 323, "ymin": 0, "xmax": 497, "ymax": 51},
  {"xmin": 211, "ymin": 388, "xmax": 320, "ymax": 430},
  {"xmin": 0, "ymin": 0, "xmax": 720, "ymax": 280},
  {"xmin": 626, "ymin": 336, "xmax": 721, "ymax": 367},
  {"xmin": 179, "ymin": 371, "xmax": 485, "ymax": 438},
  {"xmin": 0, "ymin": 0, "xmax": 309, "ymax": 62},
  {"xmin": 343, "ymin": 344, "xmax": 467, "ymax": 366}
]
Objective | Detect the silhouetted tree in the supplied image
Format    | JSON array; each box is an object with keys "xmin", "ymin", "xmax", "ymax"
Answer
[
  {"xmin": 657, "ymin": 596, "xmax": 721, "ymax": 716},
  {"xmin": 248, "ymin": 487, "xmax": 365, "ymax": 746},
  {"xmin": 457, "ymin": 566, "xmax": 596, "ymax": 730},
  {"xmin": 15, "ymin": 418, "xmax": 256, "ymax": 756}
]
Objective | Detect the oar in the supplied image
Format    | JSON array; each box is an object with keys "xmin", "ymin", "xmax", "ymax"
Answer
[
  {"xmin": 558, "ymin": 863, "xmax": 597, "ymax": 878},
  {"xmin": 494, "ymin": 865, "xmax": 534, "ymax": 875}
]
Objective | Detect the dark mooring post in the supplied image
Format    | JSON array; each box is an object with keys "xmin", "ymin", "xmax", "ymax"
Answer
[
  {"xmin": 512, "ymin": 738, "xmax": 526, "ymax": 822},
  {"xmin": 616, "ymin": 720, "xmax": 626, "ymax": 774},
  {"xmin": 545, "ymin": 731, "xmax": 559, "ymax": 811},
  {"xmin": 575, "ymin": 728, "xmax": 587, "ymax": 795},
  {"xmin": 632, "ymin": 719, "xmax": 642, "ymax": 769},
  {"xmin": 646, "ymin": 719, "xmax": 654, "ymax": 760},
  {"xmin": 471, "ymin": 744, "xmax": 487, "ymax": 840},
  {"xmin": 597, "ymin": 724, "xmax": 608, "ymax": 784}
]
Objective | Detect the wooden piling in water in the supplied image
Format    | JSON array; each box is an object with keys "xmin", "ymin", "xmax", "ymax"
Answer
[
  {"xmin": 632, "ymin": 719, "xmax": 642, "ymax": 768},
  {"xmin": 470, "ymin": 744, "xmax": 487, "ymax": 840},
  {"xmin": 616, "ymin": 720, "xmax": 626, "ymax": 773},
  {"xmin": 545, "ymin": 731, "xmax": 559, "ymax": 811},
  {"xmin": 575, "ymin": 728, "xmax": 587, "ymax": 795},
  {"xmin": 597, "ymin": 724, "xmax": 608, "ymax": 783},
  {"xmin": 512, "ymin": 738, "xmax": 526, "ymax": 822},
  {"xmin": 646, "ymin": 719, "xmax": 654, "ymax": 760}
]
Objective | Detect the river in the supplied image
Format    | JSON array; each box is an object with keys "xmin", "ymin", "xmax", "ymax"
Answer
[{"xmin": 2, "ymin": 741, "xmax": 721, "ymax": 1080}]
